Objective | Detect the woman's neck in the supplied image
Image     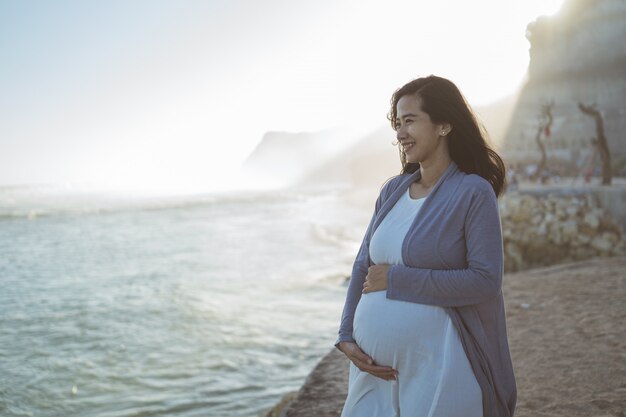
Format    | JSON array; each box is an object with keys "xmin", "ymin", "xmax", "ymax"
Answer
[{"xmin": 418, "ymin": 156, "xmax": 452, "ymax": 188}]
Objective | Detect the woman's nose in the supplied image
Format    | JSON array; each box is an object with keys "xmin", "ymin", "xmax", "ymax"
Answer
[{"xmin": 396, "ymin": 126, "xmax": 406, "ymax": 141}]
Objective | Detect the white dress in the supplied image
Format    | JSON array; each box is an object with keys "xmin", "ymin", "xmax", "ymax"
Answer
[{"xmin": 341, "ymin": 188, "xmax": 483, "ymax": 417}]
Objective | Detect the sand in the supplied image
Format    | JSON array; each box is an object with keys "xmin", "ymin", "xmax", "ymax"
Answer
[
  {"xmin": 268, "ymin": 255, "xmax": 626, "ymax": 417},
  {"xmin": 504, "ymin": 255, "xmax": 625, "ymax": 417}
]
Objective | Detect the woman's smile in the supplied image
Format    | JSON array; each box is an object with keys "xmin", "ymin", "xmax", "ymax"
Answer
[{"xmin": 402, "ymin": 141, "xmax": 416, "ymax": 152}]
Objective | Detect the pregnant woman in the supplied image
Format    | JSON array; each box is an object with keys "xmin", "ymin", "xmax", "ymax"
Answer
[{"xmin": 335, "ymin": 75, "xmax": 517, "ymax": 417}]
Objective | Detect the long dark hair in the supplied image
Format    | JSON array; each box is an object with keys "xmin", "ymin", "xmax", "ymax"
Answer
[{"xmin": 387, "ymin": 75, "xmax": 507, "ymax": 197}]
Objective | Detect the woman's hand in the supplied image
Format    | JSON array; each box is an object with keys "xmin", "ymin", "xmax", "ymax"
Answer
[
  {"xmin": 362, "ymin": 264, "xmax": 390, "ymax": 294},
  {"xmin": 338, "ymin": 341, "xmax": 398, "ymax": 381}
]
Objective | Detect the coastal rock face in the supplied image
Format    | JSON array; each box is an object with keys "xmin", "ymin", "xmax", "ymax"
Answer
[
  {"xmin": 297, "ymin": 125, "xmax": 400, "ymax": 188},
  {"xmin": 241, "ymin": 129, "xmax": 359, "ymax": 187},
  {"xmin": 499, "ymin": 192, "xmax": 625, "ymax": 272},
  {"xmin": 502, "ymin": 0, "xmax": 626, "ymax": 165}
]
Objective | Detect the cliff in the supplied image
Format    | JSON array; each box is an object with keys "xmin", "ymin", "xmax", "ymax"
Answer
[
  {"xmin": 240, "ymin": 128, "xmax": 359, "ymax": 187},
  {"xmin": 502, "ymin": 0, "xmax": 626, "ymax": 166}
]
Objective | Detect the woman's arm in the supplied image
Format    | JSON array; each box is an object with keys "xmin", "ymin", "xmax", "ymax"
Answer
[
  {"xmin": 386, "ymin": 185, "xmax": 504, "ymax": 307},
  {"xmin": 334, "ymin": 186, "xmax": 388, "ymax": 349}
]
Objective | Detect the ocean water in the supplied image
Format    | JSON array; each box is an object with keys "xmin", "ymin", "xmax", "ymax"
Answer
[{"xmin": 0, "ymin": 185, "xmax": 371, "ymax": 417}]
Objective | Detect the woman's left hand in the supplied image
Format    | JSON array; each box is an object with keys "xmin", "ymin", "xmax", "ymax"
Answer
[{"xmin": 362, "ymin": 264, "xmax": 390, "ymax": 293}]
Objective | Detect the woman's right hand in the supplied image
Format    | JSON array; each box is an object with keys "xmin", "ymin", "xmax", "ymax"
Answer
[{"xmin": 338, "ymin": 341, "xmax": 398, "ymax": 381}]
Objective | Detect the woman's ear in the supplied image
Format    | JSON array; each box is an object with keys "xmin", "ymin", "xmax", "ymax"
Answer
[{"xmin": 439, "ymin": 123, "xmax": 452, "ymax": 136}]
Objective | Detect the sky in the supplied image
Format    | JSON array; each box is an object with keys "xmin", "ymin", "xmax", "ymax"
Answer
[{"xmin": 0, "ymin": 0, "xmax": 565, "ymax": 195}]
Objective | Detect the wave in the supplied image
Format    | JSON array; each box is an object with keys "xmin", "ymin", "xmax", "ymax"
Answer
[
  {"xmin": 309, "ymin": 222, "xmax": 361, "ymax": 247},
  {"xmin": 0, "ymin": 185, "xmax": 323, "ymax": 220}
]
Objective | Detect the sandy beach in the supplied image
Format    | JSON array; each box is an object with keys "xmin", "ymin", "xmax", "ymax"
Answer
[
  {"xmin": 269, "ymin": 255, "xmax": 626, "ymax": 417},
  {"xmin": 505, "ymin": 255, "xmax": 626, "ymax": 417}
]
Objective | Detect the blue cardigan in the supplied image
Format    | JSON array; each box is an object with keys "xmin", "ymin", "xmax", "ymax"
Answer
[{"xmin": 335, "ymin": 160, "xmax": 517, "ymax": 417}]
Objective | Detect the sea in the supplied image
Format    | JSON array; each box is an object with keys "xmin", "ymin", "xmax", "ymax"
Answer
[{"xmin": 0, "ymin": 184, "xmax": 373, "ymax": 417}]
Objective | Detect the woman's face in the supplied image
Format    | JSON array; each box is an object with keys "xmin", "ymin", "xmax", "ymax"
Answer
[{"xmin": 394, "ymin": 95, "xmax": 448, "ymax": 164}]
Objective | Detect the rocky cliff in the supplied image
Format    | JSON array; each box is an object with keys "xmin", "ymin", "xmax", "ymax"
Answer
[
  {"xmin": 240, "ymin": 128, "xmax": 359, "ymax": 187},
  {"xmin": 502, "ymin": 0, "xmax": 626, "ymax": 167}
]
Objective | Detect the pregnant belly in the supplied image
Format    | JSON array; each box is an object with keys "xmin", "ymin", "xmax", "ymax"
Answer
[{"xmin": 353, "ymin": 290, "xmax": 452, "ymax": 367}]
